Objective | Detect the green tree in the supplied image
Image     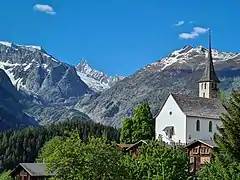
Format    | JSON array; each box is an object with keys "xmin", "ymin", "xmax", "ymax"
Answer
[
  {"xmin": 198, "ymin": 155, "xmax": 240, "ymax": 180},
  {"xmin": 0, "ymin": 171, "xmax": 11, "ymax": 180},
  {"xmin": 122, "ymin": 139, "xmax": 189, "ymax": 180},
  {"xmin": 0, "ymin": 120, "xmax": 120, "ymax": 172},
  {"xmin": 215, "ymin": 88, "xmax": 240, "ymax": 162},
  {"xmin": 120, "ymin": 117, "xmax": 134, "ymax": 143},
  {"xmin": 198, "ymin": 88, "xmax": 240, "ymax": 179},
  {"xmin": 43, "ymin": 131, "xmax": 127, "ymax": 180},
  {"xmin": 120, "ymin": 104, "xmax": 154, "ymax": 143},
  {"xmin": 219, "ymin": 90, "xmax": 228, "ymax": 103},
  {"xmin": 36, "ymin": 136, "xmax": 63, "ymax": 163}
]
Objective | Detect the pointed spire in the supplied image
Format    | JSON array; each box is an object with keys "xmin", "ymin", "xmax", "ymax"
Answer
[{"xmin": 198, "ymin": 29, "xmax": 220, "ymax": 83}]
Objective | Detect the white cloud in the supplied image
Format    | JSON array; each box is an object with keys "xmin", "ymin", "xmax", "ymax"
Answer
[
  {"xmin": 174, "ymin": 21, "xmax": 185, "ymax": 27},
  {"xmin": 179, "ymin": 27, "xmax": 209, "ymax": 39},
  {"xmin": 33, "ymin": 4, "xmax": 56, "ymax": 15}
]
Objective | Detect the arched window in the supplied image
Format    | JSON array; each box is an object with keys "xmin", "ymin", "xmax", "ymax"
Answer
[
  {"xmin": 196, "ymin": 120, "xmax": 200, "ymax": 131},
  {"xmin": 204, "ymin": 83, "xmax": 207, "ymax": 89},
  {"xmin": 201, "ymin": 83, "xmax": 203, "ymax": 89},
  {"xmin": 209, "ymin": 121, "xmax": 212, "ymax": 132}
]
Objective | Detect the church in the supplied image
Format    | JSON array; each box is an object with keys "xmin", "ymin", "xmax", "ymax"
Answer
[{"xmin": 155, "ymin": 31, "xmax": 226, "ymax": 144}]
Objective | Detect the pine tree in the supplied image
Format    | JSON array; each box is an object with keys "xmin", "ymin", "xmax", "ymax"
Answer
[
  {"xmin": 198, "ymin": 88, "xmax": 240, "ymax": 179},
  {"xmin": 215, "ymin": 88, "xmax": 240, "ymax": 162}
]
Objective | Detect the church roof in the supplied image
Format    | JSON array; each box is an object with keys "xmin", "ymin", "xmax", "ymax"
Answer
[
  {"xmin": 199, "ymin": 30, "xmax": 220, "ymax": 83},
  {"xmin": 171, "ymin": 93, "xmax": 226, "ymax": 119}
]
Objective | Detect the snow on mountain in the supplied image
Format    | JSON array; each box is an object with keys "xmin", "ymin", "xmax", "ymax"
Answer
[
  {"xmin": 0, "ymin": 41, "xmax": 91, "ymax": 105},
  {"xmin": 0, "ymin": 41, "xmax": 53, "ymax": 91},
  {"xmin": 76, "ymin": 60, "xmax": 124, "ymax": 92},
  {"xmin": 144, "ymin": 45, "xmax": 239, "ymax": 71},
  {"xmin": 76, "ymin": 45, "xmax": 240, "ymax": 127}
]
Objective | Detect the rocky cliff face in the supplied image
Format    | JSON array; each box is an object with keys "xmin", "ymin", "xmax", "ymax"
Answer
[
  {"xmin": 76, "ymin": 60, "xmax": 124, "ymax": 92},
  {"xmin": 0, "ymin": 41, "xmax": 93, "ymax": 106},
  {"xmin": 0, "ymin": 41, "xmax": 94, "ymax": 129},
  {"xmin": 76, "ymin": 45, "xmax": 240, "ymax": 127},
  {"xmin": 0, "ymin": 69, "xmax": 37, "ymax": 131}
]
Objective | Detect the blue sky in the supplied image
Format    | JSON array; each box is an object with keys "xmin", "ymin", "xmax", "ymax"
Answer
[{"xmin": 0, "ymin": 1, "xmax": 239, "ymax": 76}]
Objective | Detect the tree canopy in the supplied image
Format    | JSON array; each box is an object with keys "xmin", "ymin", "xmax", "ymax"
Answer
[
  {"xmin": 198, "ymin": 88, "xmax": 240, "ymax": 179},
  {"xmin": 120, "ymin": 104, "xmax": 154, "ymax": 143},
  {"xmin": 42, "ymin": 131, "xmax": 128, "ymax": 180},
  {"xmin": 122, "ymin": 139, "xmax": 189, "ymax": 180},
  {"xmin": 0, "ymin": 120, "xmax": 120, "ymax": 172}
]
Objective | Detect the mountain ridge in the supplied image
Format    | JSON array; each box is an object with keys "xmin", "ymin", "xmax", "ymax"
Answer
[
  {"xmin": 76, "ymin": 45, "xmax": 240, "ymax": 127},
  {"xmin": 76, "ymin": 60, "xmax": 124, "ymax": 92},
  {"xmin": 1, "ymin": 41, "xmax": 240, "ymax": 129}
]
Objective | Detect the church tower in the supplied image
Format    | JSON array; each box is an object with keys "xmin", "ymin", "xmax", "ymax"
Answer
[{"xmin": 199, "ymin": 30, "xmax": 220, "ymax": 98}]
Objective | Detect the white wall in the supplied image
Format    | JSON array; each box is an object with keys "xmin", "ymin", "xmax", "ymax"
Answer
[
  {"xmin": 199, "ymin": 82, "xmax": 219, "ymax": 98},
  {"xmin": 186, "ymin": 116, "xmax": 222, "ymax": 143},
  {"xmin": 199, "ymin": 82, "xmax": 210, "ymax": 98},
  {"xmin": 155, "ymin": 94, "xmax": 187, "ymax": 144}
]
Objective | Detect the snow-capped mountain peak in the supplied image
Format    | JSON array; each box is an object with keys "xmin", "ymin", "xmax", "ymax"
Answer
[
  {"xmin": 0, "ymin": 41, "xmax": 47, "ymax": 54},
  {"xmin": 147, "ymin": 45, "xmax": 239, "ymax": 71},
  {"xmin": 76, "ymin": 60, "xmax": 124, "ymax": 92},
  {"xmin": 0, "ymin": 41, "xmax": 13, "ymax": 47}
]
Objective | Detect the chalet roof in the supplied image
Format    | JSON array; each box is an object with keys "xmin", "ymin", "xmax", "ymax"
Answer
[
  {"xmin": 11, "ymin": 163, "xmax": 55, "ymax": 177},
  {"xmin": 116, "ymin": 143, "xmax": 133, "ymax": 149},
  {"xmin": 171, "ymin": 93, "xmax": 226, "ymax": 119},
  {"xmin": 185, "ymin": 139, "xmax": 216, "ymax": 148},
  {"xmin": 126, "ymin": 140, "xmax": 148, "ymax": 151}
]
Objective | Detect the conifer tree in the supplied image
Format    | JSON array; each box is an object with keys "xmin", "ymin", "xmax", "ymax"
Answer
[
  {"xmin": 215, "ymin": 88, "xmax": 240, "ymax": 162},
  {"xmin": 198, "ymin": 88, "xmax": 240, "ymax": 179}
]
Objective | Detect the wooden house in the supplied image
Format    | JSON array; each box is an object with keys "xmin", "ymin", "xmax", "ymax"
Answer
[
  {"xmin": 185, "ymin": 139, "xmax": 216, "ymax": 175},
  {"xmin": 10, "ymin": 163, "xmax": 55, "ymax": 180},
  {"xmin": 116, "ymin": 140, "xmax": 147, "ymax": 157}
]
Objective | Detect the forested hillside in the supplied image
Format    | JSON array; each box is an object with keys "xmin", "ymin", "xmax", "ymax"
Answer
[{"xmin": 0, "ymin": 120, "xmax": 120, "ymax": 172}]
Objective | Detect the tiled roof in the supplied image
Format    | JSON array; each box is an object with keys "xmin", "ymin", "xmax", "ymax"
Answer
[
  {"xmin": 19, "ymin": 163, "xmax": 55, "ymax": 177},
  {"xmin": 171, "ymin": 93, "xmax": 226, "ymax": 119}
]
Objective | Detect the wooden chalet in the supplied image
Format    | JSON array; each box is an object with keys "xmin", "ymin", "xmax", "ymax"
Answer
[
  {"xmin": 117, "ymin": 140, "xmax": 147, "ymax": 157},
  {"xmin": 10, "ymin": 163, "xmax": 55, "ymax": 180},
  {"xmin": 185, "ymin": 139, "xmax": 216, "ymax": 175}
]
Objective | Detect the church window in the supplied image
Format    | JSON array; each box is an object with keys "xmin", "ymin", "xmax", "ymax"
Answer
[
  {"xmin": 203, "ymin": 93, "xmax": 205, "ymax": 98},
  {"xmin": 204, "ymin": 83, "xmax": 207, "ymax": 89},
  {"xmin": 169, "ymin": 111, "xmax": 172, "ymax": 115},
  {"xmin": 201, "ymin": 83, "xmax": 203, "ymax": 89},
  {"xmin": 209, "ymin": 121, "xmax": 212, "ymax": 132},
  {"xmin": 196, "ymin": 120, "xmax": 200, "ymax": 131}
]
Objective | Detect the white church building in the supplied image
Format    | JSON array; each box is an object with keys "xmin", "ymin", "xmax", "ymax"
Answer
[{"xmin": 155, "ymin": 31, "xmax": 226, "ymax": 144}]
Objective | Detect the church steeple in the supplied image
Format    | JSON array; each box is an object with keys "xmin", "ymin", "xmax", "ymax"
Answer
[
  {"xmin": 199, "ymin": 29, "xmax": 220, "ymax": 83},
  {"xmin": 198, "ymin": 29, "xmax": 220, "ymax": 99}
]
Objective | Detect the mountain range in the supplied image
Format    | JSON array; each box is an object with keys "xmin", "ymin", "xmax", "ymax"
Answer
[
  {"xmin": 0, "ymin": 41, "xmax": 240, "ymax": 130},
  {"xmin": 76, "ymin": 45, "xmax": 240, "ymax": 127}
]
